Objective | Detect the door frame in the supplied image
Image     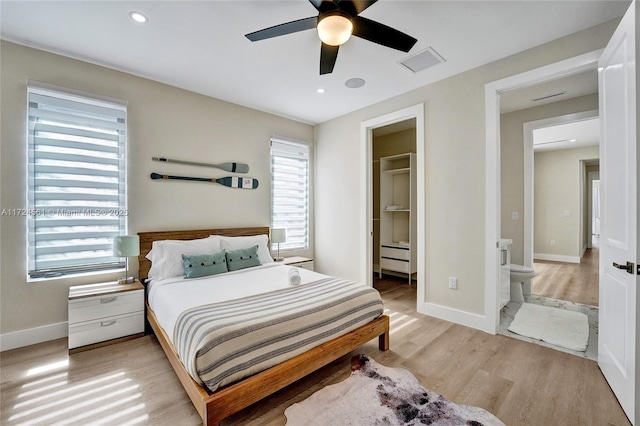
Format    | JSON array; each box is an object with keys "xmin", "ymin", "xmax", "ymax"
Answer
[
  {"xmin": 484, "ymin": 49, "xmax": 603, "ymax": 333},
  {"xmin": 523, "ymin": 110, "xmax": 600, "ymax": 267},
  {"xmin": 360, "ymin": 104, "xmax": 425, "ymax": 308}
]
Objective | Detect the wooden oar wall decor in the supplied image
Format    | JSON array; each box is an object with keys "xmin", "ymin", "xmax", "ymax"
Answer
[
  {"xmin": 150, "ymin": 157, "xmax": 258, "ymax": 189},
  {"xmin": 150, "ymin": 173, "xmax": 259, "ymax": 189},
  {"xmin": 152, "ymin": 157, "xmax": 249, "ymax": 173}
]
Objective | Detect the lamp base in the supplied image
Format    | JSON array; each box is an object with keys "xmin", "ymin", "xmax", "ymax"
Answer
[{"xmin": 117, "ymin": 276, "xmax": 136, "ymax": 285}]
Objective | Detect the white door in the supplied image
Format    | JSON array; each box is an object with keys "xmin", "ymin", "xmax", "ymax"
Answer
[{"xmin": 598, "ymin": 1, "xmax": 638, "ymax": 424}]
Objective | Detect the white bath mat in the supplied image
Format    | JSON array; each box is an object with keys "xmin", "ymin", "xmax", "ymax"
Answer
[{"xmin": 508, "ymin": 303, "xmax": 589, "ymax": 352}]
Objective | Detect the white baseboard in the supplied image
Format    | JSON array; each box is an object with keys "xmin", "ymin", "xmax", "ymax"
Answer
[
  {"xmin": 581, "ymin": 243, "xmax": 588, "ymax": 258},
  {"xmin": 1, "ymin": 322, "xmax": 68, "ymax": 352},
  {"xmin": 418, "ymin": 302, "xmax": 493, "ymax": 334},
  {"xmin": 533, "ymin": 253, "xmax": 580, "ymax": 263}
]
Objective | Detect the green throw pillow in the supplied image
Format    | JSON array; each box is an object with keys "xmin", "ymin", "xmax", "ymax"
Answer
[
  {"xmin": 225, "ymin": 245, "xmax": 261, "ymax": 271},
  {"xmin": 182, "ymin": 251, "xmax": 228, "ymax": 278}
]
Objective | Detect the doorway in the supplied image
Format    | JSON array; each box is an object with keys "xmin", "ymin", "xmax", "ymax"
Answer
[
  {"xmin": 360, "ymin": 104, "xmax": 425, "ymax": 312},
  {"xmin": 483, "ymin": 49, "xmax": 602, "ymax": 334},
  {"xmin": 372, "ymin": 119, "xmax": 417, "ymax": 286},
  {"xmin": 496, "ymin": 73, "xmax": 602, "ymax": 359},
  {"xmin": 524, "ymin": 112, "xmax": 601, "ymax": 307}
]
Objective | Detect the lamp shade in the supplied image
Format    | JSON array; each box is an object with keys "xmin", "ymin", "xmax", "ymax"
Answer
[
  {"xmin": 271, "ymin": 228, "xmax": 286, "ymax": 244},
  {"xmin": 113, "ymin": 235, "xmax": 140, "ymax": 257},
  {"xmin": 317, "ymin": 14, "xmax": 353, "ymax": 46}
]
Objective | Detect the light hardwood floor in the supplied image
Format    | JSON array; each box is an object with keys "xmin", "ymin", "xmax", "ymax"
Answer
[
  {"xmin": 1, "ymin": 276, "xmax": 629, "ymax": 425},
  {"xmin": 532, "ymin": 247, "xmax": 599, "ymax": 306}
]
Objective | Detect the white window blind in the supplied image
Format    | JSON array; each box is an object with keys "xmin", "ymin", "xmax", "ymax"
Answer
[
  {"xmin": 27, "ymin": 84, "xmax": 127, "ymax": 279},
  {"xmin": 270, "ymin": 139, "xmax": 310, "ymax": 251}
]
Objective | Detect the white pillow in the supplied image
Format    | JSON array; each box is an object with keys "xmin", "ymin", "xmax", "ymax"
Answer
[
  {"xmin": 218, "ymin": 234, "xmax": 273, "ymax": 264},
  {"xmin": 146, "ymin": 236, "xmax": 222, "ymax": 279}
]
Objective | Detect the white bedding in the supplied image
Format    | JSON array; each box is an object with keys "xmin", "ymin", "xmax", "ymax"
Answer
[{"xmin": 147, "ymin": 263, "xmax": 330, "ymax": 342}]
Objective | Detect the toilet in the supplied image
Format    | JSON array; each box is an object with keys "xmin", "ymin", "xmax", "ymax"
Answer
[{"xmin": 510, "ymin": 264, "xmax": 535, "ymax": 303}]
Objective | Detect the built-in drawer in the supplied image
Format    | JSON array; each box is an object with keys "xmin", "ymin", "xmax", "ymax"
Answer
[
  {"xmin": 69, "ymin": 290, "xmax": 143, "ymax": 325},
  {"xmin": 380, "ymin": 245, "xmax": 410, "ymax": 261},
  {"xmin": 68, "ymin": 311, "xmax": 144, "ymax": 349},
  {"xmin": 380, "ymin": 257, "xmax": 410, "ymax": 273}
]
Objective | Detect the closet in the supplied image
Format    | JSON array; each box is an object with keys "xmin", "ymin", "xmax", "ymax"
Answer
[{"xmin": 378, "ymin": 153, "xmax": 417, "ymax": 283}]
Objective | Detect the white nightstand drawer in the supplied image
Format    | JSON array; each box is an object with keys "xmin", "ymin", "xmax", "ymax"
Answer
[
  {"xmin": 69, "ymin": 311, "xmax": 144, "ymax": 350},
  {"xmin": 69, "ymin": 290, "xmax": 143, "ymax": 325},
  {"xmin": 380, "ymin": 246, "xmax": 410, "ymax": 261},
  {"xmin": 380, "ymin": 257, "xmax": 410, "ymax": 273}
]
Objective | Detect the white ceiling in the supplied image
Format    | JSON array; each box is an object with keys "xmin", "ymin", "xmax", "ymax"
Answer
[
  {"xmin": 533, "ymin": 118, "xmax": 600, "ymax": 152},
  {"xmin": 0, "ymin": 1, "xmax": 630, "ymax": 125}
]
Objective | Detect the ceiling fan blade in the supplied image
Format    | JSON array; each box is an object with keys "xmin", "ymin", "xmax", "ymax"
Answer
[
  {"xmin": 308, "ymin": 0, "xmax": 339, "ymax": 13},
  {"xmin": 245, "ymin": 16, "xmax": 318, "ymax": 42},
  {"xmin": 352, "ymin": 16, "xmax": 417, "ymax": 52},
  {"xmin": 320, "ymin": 43, "xmax": 339, "ymax": 75},
  {"xmin": 336, "ymin": 0, "xmax": 378, "ymax": 16}
]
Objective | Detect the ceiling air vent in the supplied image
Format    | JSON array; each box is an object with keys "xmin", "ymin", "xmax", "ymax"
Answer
[
  {"xmin": 532, "ymin": 91, "xmax": 566, "ymax": 102},
  {"xmin": 399, "ymin": 47, "xmax": 445, "ymax": 73}
]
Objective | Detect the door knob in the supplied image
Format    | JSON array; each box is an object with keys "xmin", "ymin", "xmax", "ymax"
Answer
[{"xmin": 613, "ymin": 261, "xmax": 634, "ymax": 274}]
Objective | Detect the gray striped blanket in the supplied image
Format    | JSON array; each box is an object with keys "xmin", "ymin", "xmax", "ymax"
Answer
[{"xmin": 173, "ymin": 277, "xmax": 384, "ymax": 392}]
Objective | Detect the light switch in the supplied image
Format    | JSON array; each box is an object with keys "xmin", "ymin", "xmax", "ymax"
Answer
[{"xmin": 564, "ymin": 210, "xmax": 572, "ymax": 217}]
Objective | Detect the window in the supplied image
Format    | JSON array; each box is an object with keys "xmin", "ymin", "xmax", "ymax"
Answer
[
  {"xmin": 270, "ymin": 138, "xmax": 310, "ymax": 251},
  {"xmin": 27, "ymin": 83, "xmax": 127, "ymax": 279}
]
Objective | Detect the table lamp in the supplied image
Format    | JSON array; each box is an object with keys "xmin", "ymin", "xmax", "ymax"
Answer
[
  {"xmin": 271, "ymin": 228, "xmax": 286, "ymax": 261},
  {"xmin": 113, "ymin": 235, "xmax": 140, "ymax": 284}
]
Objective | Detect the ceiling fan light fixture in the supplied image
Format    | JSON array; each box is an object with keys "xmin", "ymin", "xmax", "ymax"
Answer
[{"xmin": 317, "ymin": 13, "xmax": 353, "ymax": 46}]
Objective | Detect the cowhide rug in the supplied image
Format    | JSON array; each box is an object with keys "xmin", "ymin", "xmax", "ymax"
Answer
[{"xmin": 285, "ymin": 355, "xmax": 505, "ymax": 426}]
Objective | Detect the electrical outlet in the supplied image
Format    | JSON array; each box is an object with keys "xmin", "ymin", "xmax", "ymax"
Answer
[
  {"xmin": 512, "ymin": 211, "xmax": 519, "ymax": 220},
  {"xmin": 448, "ymin": 277, "xmax": 457, "ymax": 289},
  {"xmin": 550, "ymin": 240, "xmax": 556, "ymax": 246}
]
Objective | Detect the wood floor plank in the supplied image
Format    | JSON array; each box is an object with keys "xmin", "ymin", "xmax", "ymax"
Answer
[
  {"xmin": 0, "ymin": 275, "xmax": 629, "ymax": 426},
  {"xmin": 532, "ymin": 247, "xmax": 599, "ymax": 306},
  {"xmin": 455, "ymin": 369, "xmax": 514, "ymax": 415}
]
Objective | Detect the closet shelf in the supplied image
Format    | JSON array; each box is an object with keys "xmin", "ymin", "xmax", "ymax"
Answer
[{"xmin": 382, "ymin": 167, "xmax": 410, "ymax": 175}]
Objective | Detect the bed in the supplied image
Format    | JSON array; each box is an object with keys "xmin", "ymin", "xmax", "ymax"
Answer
[{"xmin": 138, "ymin": 227, "xmax": 390, "ymax": 426}]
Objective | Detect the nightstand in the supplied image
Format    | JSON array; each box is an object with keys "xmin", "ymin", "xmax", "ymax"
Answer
[
  {"xmin": 68, "ymin": 280, "xmax": 144, "ymax": 354},
  {"xmin": 281, "ymin": 256, "xmax": 314, "ymax": 271}
]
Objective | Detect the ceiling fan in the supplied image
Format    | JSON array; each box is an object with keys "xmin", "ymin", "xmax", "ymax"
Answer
[{"xmin": 245, "ymin": 0, "xmax": 418, "ymax": 75}]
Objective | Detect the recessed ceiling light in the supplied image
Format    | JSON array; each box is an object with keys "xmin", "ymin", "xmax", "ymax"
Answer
[
  {"xmin": 129, "ymin": 11, "xmax": 148, "ymax": 23},
  {"xmin": 317, "ymin": 88, "xmax": 325, "ymax": 94},
  {"xmin": 345, "ymin": 78, "xmax": 365, "ymax": 89},
  {"xmin": 569, "ymin": 139, "xmax": 577, "ymax": 142}
]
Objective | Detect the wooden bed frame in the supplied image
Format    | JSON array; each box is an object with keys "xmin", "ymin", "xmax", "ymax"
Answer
[{"xmin": 138, "ymin": 227, "xmax": 390, "ymax": 426}]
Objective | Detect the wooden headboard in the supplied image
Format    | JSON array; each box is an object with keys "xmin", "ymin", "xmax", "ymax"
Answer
[{"xmin": 137, "ymin": 226, "xmax": 270, "ymax": 279}]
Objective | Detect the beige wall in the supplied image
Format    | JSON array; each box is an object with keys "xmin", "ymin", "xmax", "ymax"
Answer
[
  {"xmin": 372, "ymin": 128, "xmax": 416, "ymax": 267},
  {"xmin": 534, "ymin": 145, "xmax": 600, "ymax": 259},
  {"xmin": 500, "ymin": 94, "xmax": 599, "ymax": 265},
  {"xmin": 314, "ymin": 20, "xmax": 618, "ymax": 316},
  {"xmin": 0, "ymin": 41, "xmax": 314, "ymax": 337}
]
